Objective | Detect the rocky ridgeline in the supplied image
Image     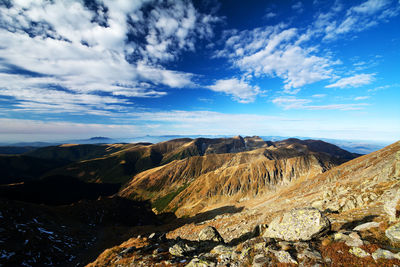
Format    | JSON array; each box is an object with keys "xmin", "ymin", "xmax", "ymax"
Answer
[{"xmin": 87, "ymin": 208, "xmax": 400, "ymax": 266}]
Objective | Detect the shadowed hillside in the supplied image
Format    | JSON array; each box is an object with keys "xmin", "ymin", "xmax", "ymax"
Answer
[
  {"xmin": 0, "ymin": 175, "xmax": 121, "ymax": 205},
  {"xmin": 0, "ymin": 155, "xmax": 68, "ymax": 184}
]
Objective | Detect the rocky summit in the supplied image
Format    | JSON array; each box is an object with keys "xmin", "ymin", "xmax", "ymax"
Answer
[{"xmin": 0, "ymin": 137, "xmax": 399, "ymax": 266}]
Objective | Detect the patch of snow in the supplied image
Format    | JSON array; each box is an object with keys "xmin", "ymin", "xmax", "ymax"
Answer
[
  {"xmin": 37, "ymin": 227, "xmax": 54, "ymax": 235},
  {"xmin": 0, "ymin": 250, "xmax": 16, "ymax": 259},
  {"xmin": 68, "ymin": 255, "xmax": 76, "ymax": 262},
  {"xmin": 21, "ymin": 261, "xmax": 32, "ymax": 267}
]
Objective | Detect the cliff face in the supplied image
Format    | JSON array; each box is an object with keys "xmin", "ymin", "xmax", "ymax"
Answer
[{"xmin": 119, "ymin": 141, "xmax": 346, "ymax": 216}]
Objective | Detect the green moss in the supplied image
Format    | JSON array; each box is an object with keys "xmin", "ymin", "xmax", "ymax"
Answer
[{"xmin": 152, "ymin": 184, "xmax": 189, "ymax": 213}]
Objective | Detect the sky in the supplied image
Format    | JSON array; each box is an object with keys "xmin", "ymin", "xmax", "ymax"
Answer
[{"xmin": 0, "ymin": 0, "xmax": 399, "ymax": 143}]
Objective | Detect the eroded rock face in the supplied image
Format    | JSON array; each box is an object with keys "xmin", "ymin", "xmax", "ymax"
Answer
[
  {"xmin": 198, "ymin": 226, "xmax": 224, "ymax": 243},
  {"xmin": 263, "ymin": 208, "xmax": 330, "ymax": 241}
]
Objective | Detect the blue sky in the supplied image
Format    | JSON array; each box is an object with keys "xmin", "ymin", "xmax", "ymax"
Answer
[{"xmin": 0, "ymin": 0, "xmax": 399, "ymax": 142}]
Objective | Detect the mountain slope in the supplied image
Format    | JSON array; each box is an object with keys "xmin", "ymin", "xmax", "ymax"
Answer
[
  {"xmin": 0, "ymin": 155, "xmax": 68, "ymax": 184},
  {"xmin": 25, "ymin": 143, "xmax": 128, "ymax": 162},
  {"xmin": 119, "ymin": 140, "xmax": 353, "ymax": 216},
  {"xmin": 47, "ymin": 136, "xmax": 271, "ymax": 185},
  {"xmin": 270, "ymin": 140, "xmax": 400, "ymax": 214}
]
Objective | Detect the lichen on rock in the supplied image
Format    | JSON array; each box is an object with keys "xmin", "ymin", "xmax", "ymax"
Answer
[{"xmin": 263, "ymin": 207, "xmax": 330, "ymax": 241}]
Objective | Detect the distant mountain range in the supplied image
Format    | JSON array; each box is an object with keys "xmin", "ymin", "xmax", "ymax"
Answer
[{"xmin": 0, "ymin": 135, "xmax": 389, "ymax": 154}]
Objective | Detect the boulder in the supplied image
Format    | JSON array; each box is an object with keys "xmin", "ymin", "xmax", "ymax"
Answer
[
  {"xmin": 252, "ymin": 254, "xmax": 269, "ymax": 267},
  {"xmin": 372, "ymin": 248, "xmax": 400, "ymax": 260},
  {"xmin": 345, "ymin": 232, "xmax": 363, "ymax": 247},
  {"xmin": 210, "ymin": 245, "xmax": 233, "ymax": 255},
  {"xmin": 185, "ymin": 258, "xmax": 216, "ymax": 267},
  {"xmin": 263, "ymin": 208, "xmax": 330, "ymax": 241},
  {"xmin": 385, "ymin": 222, "xmax": 400, "ymax": 243},
  {"xmin": 198, "ymin": 226, "xmax": 224, "ymax": 243},
  {"xmin": 349, "ymin": 247, "xmax": 370, "ymax": 258},
  {"xmin": 169, "ymin": 242, "xmax": 196, "ymax": 257},
  {"xmin": 273, "ymin": 250, "xmax": 297, "ymax": 264},
  {"xmin": 353, "ymin": 222, "xmax": 380, "ymax": 231}
]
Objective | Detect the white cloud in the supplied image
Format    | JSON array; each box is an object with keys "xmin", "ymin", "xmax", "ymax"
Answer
[
  {"xmin": 264, "ymin": 12, "xmax": 277, "ymax": 19},
  {"xmin": 0, "ymin": 0, "xmax": 218, "ymax": 115},
  {"xmin": 2, "ymin": 111, "xmax": 397, "ymax": 142},
  {"xmin": 272, "ymin": 96, "xmax": 369, "ymax": 110},
  {"xmin": 367, "ymin": 84, "xmax": 394, "ymax": 92},
  {"xmin": 0, "ymin": 118, "xmax": 140, "ymax": 142},
  {"xmin": 305, "ymin": 103, "xmax": 369, "ymax": 110},
  {"xmin": 208, "ymin": 78, "xmax": 260, "ymax": 103},
  {"xmin": 314, "ymin": 0, "xmax": 399, "ymax": 40},
  {"xmin": 351, "ymin": 0, "xmax": 391, "ymax": 14},
  {"xmin": 216, "ymin": 25, "xmax": 335, "ymax": 91},
  {"xmin": 326, "ymin": 73, "xmax": 375, "ymax": 88},
  {"xmin": 272, "ymin": 97, "xmax": 312, "ymax": 109},
  {"xmin": 292, "ymin": 2, "xmax": 304, "ymax": 13},
  {"xmin": 354, "ymin": 96, "xmax": 370, "ymax": 100},
  {"xmin": 312, "ymin": 94, "xmax": 327, "ymax": 98}
]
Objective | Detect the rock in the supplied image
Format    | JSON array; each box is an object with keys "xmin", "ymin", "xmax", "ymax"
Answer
[
  {"xmin": 252, "ymin": 224, "xmax": 267, "ymax": 237},
  {"xmin": 210, "ymin": 245, "xmax": 233, "ymax": 255},
  {"xmin": 185, "ymin": 258, "xmax": 216, "ymax": 267},
  {"xmin": 252, "ymin": 254, "xmax": 269, "ymax": 267},
  {"xmin": 385, "ymin": 222, "xmax": 400, "ymax": 243},
  {"xmin": 148, "ymin": 232, "xmax": 157, "ymax": 239},
  {"xmin": 278, "ymin": 241, "xmax": 291, "ymax": 251},
  {"xmin": 119, "ymin": 246, "xmax": 136, "ymax": 255},
  {"xmin": 343, "ymin": 199, "xmax": 356, "ymax": 211},
  {"xmin": 372, "ymin": 248, "xmax": 400, "ymax": 260},
  {"xmin": 353, "ymin": 222, "xmax": 381, "ymax": 231},
  {"xmin": 326, "ymin": 202, "xmax": 340, "ymax": 212},
  {"xmin": 198, "ymin": 226, "xmax": 224, "ymax": 243},
  {"xmin": 253, "ymin": 242, "xmax": 265, "ymax": 251},
  {"xmin": 345, "ymin": 232, "xmax": 363, "ymax": 247},
  {"xmin": 334, "ymin": 232, "xmax": 349, "ymax": 241},
  {"xmin": 263, "ymin": 208, "xmax": 330, "ymax": 241},
  {"xmin": 297, "ymin": 249, "xmax": 322, "ymax": 261},
  {"xmin": 383, "ymin": 188, "xmax": 400, "ymax": 222},
  {"xmin": 239, "ymin": 247, "xmax": 251, "ymax": 260},
  {"xmin": 349, "ymin": 247, "xmax": 370, "ymax": 258},
  {"xmin": 169, "ymin": 242, "xmax": 196, "ymax": 257},
  {"xmin": 294, "ymin": 242, "xmax": 310, "ymax": 252},
  {"xmin": 311, "ymin": 200, "xmax": 325, "ymax": 211},
  {"xmin": 273, "ymin": 250, "xmax": 297, "ymax": 264},
  {"xmin": 153, "ymin": 247, "xmax": 166, "ymax": 255}
]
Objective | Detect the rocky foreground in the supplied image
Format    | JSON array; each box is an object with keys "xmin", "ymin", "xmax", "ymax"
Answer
[{"xmin": 88, "ymin": 207, "xmax": 400, "ymax": 266}]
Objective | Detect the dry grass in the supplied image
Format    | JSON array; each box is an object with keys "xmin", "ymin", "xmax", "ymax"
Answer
[{"xmin": 319, "ymin": 241, "xmax": 400, "ymax": 267}]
